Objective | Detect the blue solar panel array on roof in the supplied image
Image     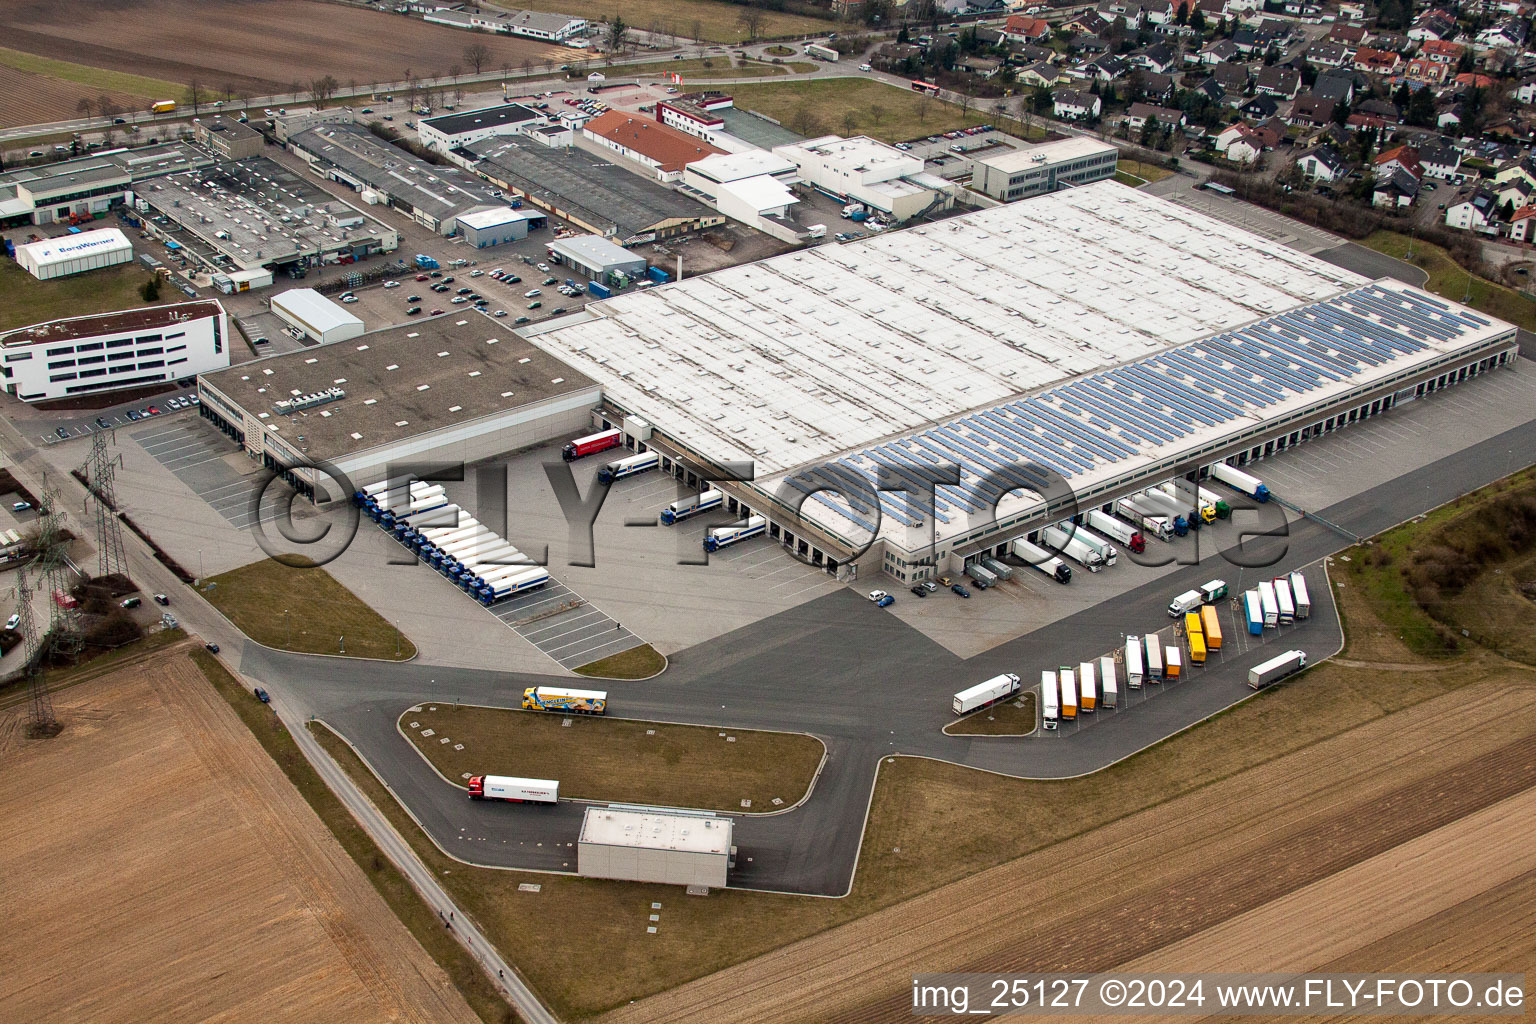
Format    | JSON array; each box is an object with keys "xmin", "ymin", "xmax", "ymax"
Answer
[{"xmin": 798, "ymin": 284, "xmax": 1495, "ymax": 535}]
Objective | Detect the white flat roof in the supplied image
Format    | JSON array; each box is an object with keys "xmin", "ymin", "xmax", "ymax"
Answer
[
  {"xmin": 688, "ymin": 149, "xmax": 797, "ymax": 183},
  {"xmin": 719, "ymin": 174, "xmax": 799, "ymax": 212},
  {"xmin": 529, "ymin": 182, "xmax": 1363, "ymax": 476},
  {"xmin": 270, "ymin": 288, "xmax": 363, "ymax": 332},
  {"xmin": 777, "ymin": 135, "xmax": 920, "ymax": 179},
  {"xmin": 580, "ymin": 808, "xmax": 733, "ymax": 855},
  {"xmin": 457, "ymin": 207, "xmax": 537, "ymax": 230},
  {"xmin": 17, "ymin": 228, "xmax": 131, "ymax": 267},
  {"xmin": 977, "ymin": 137, "xmax": 1119, "ymax": 172}
]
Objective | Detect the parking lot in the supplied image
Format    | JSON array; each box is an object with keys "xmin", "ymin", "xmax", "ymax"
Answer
[{"xmin": 132, "ymin": 418, "xmax": 284, "ymax": 531}]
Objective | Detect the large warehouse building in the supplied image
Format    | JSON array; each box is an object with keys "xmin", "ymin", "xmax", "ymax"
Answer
[
  {"xmin": 2, "ymin": 301, "xmax": 228, "ymax": 402},
  {"xmin": 524, "ymin": 182, "xmax": 1519, "ymax": 580},
  {"xmin": 269, "ymin": 288, "xmax": 364, "ymax": 344},
  {"xmin": 15, "ymin": 228, "xmax": 133, "ymax": 280},
  {"xmin": 578, "ymin": 807, "xmax": 733, "ymax": 889}
]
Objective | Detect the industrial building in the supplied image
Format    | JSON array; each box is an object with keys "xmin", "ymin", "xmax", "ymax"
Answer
[
  {"xmin": 129, "ymin": 157, "xmax": 399, "ymax": 273},
  {"xmin": 577, "ymin": 807, "xmax": 733, "ymax": 889},
  {"xmin": 772, "ymin": 135, "xmax": 956, "ymax": 222},
  {"xmin": 548, "ymin": 235, "xmax": 648, "ymax": 284},
  {"xmin": 681, "ymin": 150, "xmax": 804, "ymax": 242},
  {"xmin": 581, "ymin": 112, "xmax": 724, "ymax": 183},
  {"xmin": 191, "ymin": 115, "xmax": 265, "ymax": 161},
  {"xmin": 0, "ymin": 142, "xmax": 214, "ymax": 227},
  {"xmin": 457, "ymin": 207, "xmax": 543, "ymax": 248},
  {"xmin": 654, "ymin": 92, "xmax": 802, "ymax": 151},
  {"xmin": 969, "ymin": 138, "xmax": 1120, "ymax": 202},
  {"xmin": 196, "ymin": 314, "xmax": 598, "ymax": 496},
  {"xmin": 269, "ymin": 288, "xmax": 364, "ymax": 344},
  {"xmin": 1, "ymin": 301, "xmax": 229, "ymax": 402},
  {"xmin": 417, "ymin": 103, "xmax": 546, "ymax": 154},
  {"xmin": 421, "ymin": 6, "xmax": 587, "ymax": 42},
  {"xmin": 15, "ymin": 228, "xmax": 133, "ymax": 280},
  {"xmin": 523, "ymin": 182, "xmax": 1519, "ymax": 580},
  {"xmin": 286, "ymin": 122, "xmax": 506, "ymax": 234},
  {"xmin": 466, "ymin": 136, "xmax": 724, "ymax": 244}
]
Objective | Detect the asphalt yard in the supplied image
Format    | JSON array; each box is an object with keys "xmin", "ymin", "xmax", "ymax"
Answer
[
  {"xmin": 132, "ymin": 418, "xmax": 288, "ymax": 531},
  {"xmin": 483, "ymin": 572, "xmax": 644, "ymax": 672}
]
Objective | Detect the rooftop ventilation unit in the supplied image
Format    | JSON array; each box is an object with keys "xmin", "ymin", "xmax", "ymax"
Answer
[{"xmin": 274, "ymin": 386, "xmax": 346, "ymax": 416}]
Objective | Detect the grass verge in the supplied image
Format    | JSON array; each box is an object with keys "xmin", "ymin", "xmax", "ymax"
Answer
[
  {"xmin": 0, "ymin": 45, "xmax": 179, "ymax": 101},
  {"xmin": 1114, "ymin": 169, "xmax": 1147, "ymax": 187},
  {"xmin": 203, "ymin": 559, "xmax": 416, "ymax": 661},
  {"xmin": 0, "ymin": 259, "xmax": 170, "ymax": 334},
  {"xmin": 192, "ymin": 650, "xmax": 516, "ymax": 1024},
  {"xmin": 402, "ymin": 703, "xmax": 822, "ymax": 812},
  {"xmin": 500, "ymin": 0, "xmax": 832, "ymax": 43},
  {"xmin": 1362, "ymin": 229, "xmax": 1536, "ymax": 332},
  {"xmin": 1117, "ymin": 157, "xmax": 1173, "ymax": 183},
  {"xmin": 574, "ymin": 642, "xmax": 665, "ymax": 679},
  {"xmin": 943, "ymin": 693, "xmax": 1037, "ymax": 736},
  {"xmin": 728, "ymin": 77, "xmax": 995, "ymax": 144}
]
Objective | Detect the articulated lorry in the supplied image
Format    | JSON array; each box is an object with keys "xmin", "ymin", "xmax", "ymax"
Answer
[
  {"xmin": 1064, "ymin": 523, "xmax": 1118, "ymax": 566},
  {"xmin": 1249, "ymin": 650, "xmax": 1307, "ymax": 690},
  {"xmin": 1011, "ymin": 538, "xmax": 1071, "ymax": 583},
  {"xmin": 1119, "ymin": 494, "xmax": 1183, "ymax": 538},
  {"xmin": 660, "ymin": 489, "xmax": 722, "ymax": 525},
  {"xmin": 1038, "ymin": 524, "xmax": 1106, "ymax": 572},
  {"xmin": 1209, "ymin": 462, "xmax": 1270, "ymax": 502},
  {"xmin": 1273, "ymin": 576, "xmax": 1295, "ymax": 624},
  {"xmin": 1040, "ymin": 672, "xmax": 1059, "ymax": 730},
  {"xmin": 952, "ymin": 673, "xmax": 1021, "ymax": 715},
  {"xmin": 522, "ymin": 686, "xmax": 607, "ymax": 714},
  {"xmin": 597, "ymin": 451, "xmax": 658, "ymax": 484},
  {"xmin": 1137, "ymin": 489, "xmax": 1192, "ymax": 534},
  {"xmin": 467, "ymin": 775, "xmax": 558, "ymax": 803},
  {"xmin": 704, "ymin": 515, "xmax": 766, "ymax": 552},
  {"xmin": 563, "ymin": 427, "xmax": 622, "ymax": 461},
  {"xmin": 1086, "ymin": 508, "xmax": 1145, "ymax": 553},
  {"xmin": 1197, "ymin": 486, "xmax": 1233, "ymax": 520},
  {"xmin": 1258, "ymin": 579, "xmax": 1279, "ymax": 627},
  {"xmin": 1155, "ymin": 481, "xmax": 1215, "ymax": 525}
]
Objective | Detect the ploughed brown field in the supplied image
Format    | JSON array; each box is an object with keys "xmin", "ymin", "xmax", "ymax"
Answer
[
  {"xmin": 0, "ymin": 645, "xmax": 479, "ymax": 1024},
  {"xmin": 0, "ymin": 0, "xmax": 567, "ymax": 101}
]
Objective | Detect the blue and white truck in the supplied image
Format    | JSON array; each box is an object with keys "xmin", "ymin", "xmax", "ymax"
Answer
[
  {"xmin": 597, "ymin": 451, "xmax": 659, "ymax": 484},
  {"xmin": 1209, "ymin": 462, "xmax": 1270, "ymax": 503},
  {"xmin": 703, "ymin": 515, "xmax": 766, "ymax": 552},
  {"xmin": 659, "ymin": 488, "xmax": 722, "ymax": 525}
]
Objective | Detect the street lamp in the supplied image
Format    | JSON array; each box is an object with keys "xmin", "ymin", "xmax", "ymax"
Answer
[{"xmin": 285, "ymin": 608, "xmax": 290, "ymax": 648}]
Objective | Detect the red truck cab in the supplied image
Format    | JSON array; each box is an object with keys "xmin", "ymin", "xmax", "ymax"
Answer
[{"xmin": 561, "ymin": 427, "xmax": 621, "ymax": 462}]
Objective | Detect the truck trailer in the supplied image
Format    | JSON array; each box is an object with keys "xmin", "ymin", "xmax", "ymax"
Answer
[
  {"xmin": 704, "ymin": 515, "xmax": 766, "ymax": 552},
  {"xmin": 1248, "ymin": 650, "xmax": 1307, "ymax": 690},
  {"xmin": 1010, "ymin": 538, "xmax": 1072, "ymax": 583},
  {"xmin": 563, "ymin": 428, "xmax": 622, "ymax": 461},
  {"xmin": 1244, "ymin": 590, "xmax": 1264, "ymax": 635},
  {"xmin": 1086, "ymin": 508, "xmax": 1145, "ymax": 553},
  {"xmin": 1165, "ymin": 645, "xmax": 1183, "ymax": 679},
  {"xmin": 522, "ymin": 686, "xmax": 607, "ymax": 714},
  {"xmin": 1078, "ymin": 661, "xmax": 1097, "ymax": 712},
  {"xmin": 1144, "ymin": 635, "xmax": 1163, "ymax": 681},
  {"xmin": 1289, "ymin": 572, "xmax": 1311, "ymax": 619},
  {"xmin": 980, "ymin": 557, "xmax": 1014, "ymax": 581},
  {"xmin": 1136, "ymin": 489, "xmax": 1192, "ymax": 534},
  {"xmin": 1099, "ymin": 656, "xmax": 1118, "ymax": 708},
  {"xmin": 1125, "ymin": 636, "xmax": 1144, "ymax": 689},
  {"xmin": 1038, "ymin": 524, "xmax": 1105, "ymax": 572},
  {"xmin": 597, "ymin": 451, "xmax": 659, "ymax": 484},
  {"xmin": 1065, "ymin": 523, "xmax": 1118, "ymax": 567},
  {"xmin": 952, "ymin": 673, "xmax": 1022, "ymax": 715},
  {"xmin": 1273, "ymin": 576, "xmax": 1295, "ymax": 624},
  {"xmin": 1040, "ymin": 672, "xmax": 1059, "ymax": 730},
  {"xmin": 660, "ymin": 489, "xmax": 722, "ymax": 525},
  {"xmin": 467, "ymin": 775, "xmax": 558, "ymax": 803},
  {"xmin": 1209, "ymin": 462, "xmax": 1271, "ymax": 502},
  {"xmin": 1200, "ymin": 604, "xmax": 1223, "ymax": 650},
  {"xmin": 964, "ymin": 562, "xmax": 996, "ymax": 589},
  {"xmin": 1058, "ymin": 667, "xmax": 1078, "ymax": 719},
  {"xmin": 1114, "ymin": 497, "xmax": 1173, "ymax": 541},
  {"xmin": 1258, "ymin": 580, "xmax": 1279, "ymax": 627}
]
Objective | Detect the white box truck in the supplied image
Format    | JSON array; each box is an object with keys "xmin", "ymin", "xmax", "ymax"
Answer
[
  {"xmin": 1099, "ymin": 656, "xmax": 1118, "ymax": 708},
  {"xmin": 1078, "ymin": 660, "xmax": 1097, "ymax": 712},
  {"xmin": 467, "ymin": 775, "xmax": 559, "ymax": 803},
  {"xmin": 1039, "ymin": 524, "xmax": 1106, "ymax": 572},
  {"xmin": 1125, "ymin": 636, "xmax": 1144, "ymax": 689},
  {"xmin": 1289, "ymin": 571, "xmax": 1311, "ymax": 619},
  {"xmin": 952, "ymin": 673, "xmax": 1021, "ymax": 715},
  {"xmin": 1086, "ymin": 508, "xmax": 1147, "ymax": 553},
  {"xmin": 1168, "ymin": 588, "xmax": 1203, "ymax": 617},
  {"xmin": 1249, "ymin": 649, "xmax": 1307, "ymax": 689},
  {"xmin": 1067, "ymin": 524, "xmax": 1118, "ymax": 567},
  {"xmin": 1273, "ymin": 576, "xmax": 1295, "ymax": 624},
  {"xmin": 1258, "ymin": 579, "xmax": 1279, "ymax": 628},
  {"xmin": 1011, "ymin": 537, "xmax": 1072, "ymax": 583},
  {"xmin": 1144, "ymin": 635, "xmax": 1163, "ymax": 681},
  {"xmin": 1040, "ymin": 671, "xmax": 1059, "ymax": 730}
]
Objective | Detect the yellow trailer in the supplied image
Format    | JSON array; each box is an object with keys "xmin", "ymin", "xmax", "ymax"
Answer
[
  {"xmin": 1185, "ymin": 611, "xmax": 1206, "ymax": 664},
  {"xmin": 1200, "ymin": 603, "xmax": 1223, "ymax": 650}
]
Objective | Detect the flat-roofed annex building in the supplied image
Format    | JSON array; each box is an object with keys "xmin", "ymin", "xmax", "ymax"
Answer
[
  {"xmin": 970, "ymin": 137, "xmax": 1120, "ymax": 201},
  {"xmin": 196, "ymin": 313, "xmax": 598, "ymax": 498},
  {"xmin": 578, "ymin": 807, "xmax": 733, "ymax": 889},
  {"xmin": 2, "ymin": 301, "xmax": 229, "ymax": 402},
  {"xmin": 523, "ymin": 182, "xmax": 1519, "ymax": 580}
]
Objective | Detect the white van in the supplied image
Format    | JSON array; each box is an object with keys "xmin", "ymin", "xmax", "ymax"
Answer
[{"xmin": 1167, "ymin": 588, "xmax": 1203, "ymax": 617}]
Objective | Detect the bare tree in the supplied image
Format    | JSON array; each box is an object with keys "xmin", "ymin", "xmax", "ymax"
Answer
[
  {"xmin": 76, "ymin": 97, "xmax": 95, "ymax": 121},
  {"xmin": 97, "ymin": 95, "xmax": 117, "ymax": 121},
  {"xmin": 186, "ymin": 79, "xmax": 203, "ymax": 114},
  {"xmin": 692, "ymin": 18, "xmax": 704, "ymax": 41},
  {"xmin": 789, "ymin": 103, "xmax": 824, "ymax": 136},
  {"xmin": 463, "ymin": 42, "xmax": 491, "ymax": 75},
  {"xmin": 308, "ymin": 75, "xmax": 340, "ymax": 106},
  {"xmin": 448, "ymin": 64, "xmax": 462, "ymax": 84},
  {"xmin": 915, "ymin": 88, "xmax": 933, "ymax": 123},
  {"xmin": 843, "ymin": 110, "xmax": 859, "ymax": 136},
  {"xmin": 956, "ymin": 88, "xmax": 974, "ymax": 121},
  {"xmin": 737, "ymin": 8, "xmax": 765, "ymax": 42},
  {"xmin": 222, "ymin": 81, "xmax": 235, "ymax": 104},
  {"xmin": 868, "ymin": 103, "xmax": 885, "ymax": 129},
  {"xmin": 521, "ymin": 59, "xmax": 534, "ymax": 77}
]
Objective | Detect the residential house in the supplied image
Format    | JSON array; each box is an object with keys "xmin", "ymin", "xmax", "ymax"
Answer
[
  {"xmin": 1214, "ymin": 121, "xmax": 1263, "ymax": 163},
  {"xmin": 1010, "ymin": 43, "xmax": 1056, "ymax": 64},
  {"xmin": 1020, "ymin": 61, "xmax": 1064, "ymax": 87},
  {"xmin": 957, "ymin": 56, "xmax": 1003, "ymax": 77},
  {"xmin": 1507, "ymin": 204, "xmax": 1536, "ymax": 241},
  {"xmin": 1408, "ymin": 9, "xmax": 1458, "ymax": 44},
  {"xmin": 1242, "ymin": 94, "xmax": 1281, "ymax": 120},
  {"xmin": 1418, "ymin": 39, "xmax": 1466, "ymax": 65},
  {"xmin": 1445, "ymin": 185, "xmax": 1500, "ymax": 231},
  {"xmin": 1312, "ymin": 74, "xmax": 1356, "ymax": 106},
  {"xmin": 1419, "ymin": 143, "xmax": 1463, "ymax": 179},
  {"xmin": 1132, "ymin": 70, "xmax": 1177, "ymax": 104},
  {"xmin": 1132, "ymin": 42, "xmax": 1179, "ymax": 74},
  {"xmin": 1198, "ymin": 39, "xmax": 1242, "ymax": 65},
  {"xmin": 1053, "ymin": 89, "xmax": 1102, "ymax": 121},
  {"xmin": 1330, "ymin": 23, "xmax": 1368, "ymax": 46},
  {"xmin": 1374, "ymin": 144, "xmax": 1424, "ymax": 180},
  {"xmin": 1256, "ymin": 66, "xmax": 1301, "ymax": 99},
  {"xmin": 1406, "ymin": 57, "xmax": 1451, "ymax": 85},
  {"xmin": 1346, "ymin": 112, "xmax": 1388, "ymax": 132},
  {"xmin": 1254, "ymin": 117, "xmax": 1288, "ymax": 148},
  {"xmin": 1297, "ymin": 144, "xmax": 1347, "ymax": 181},
  {"xmin": 1438, "ymin": 103, "xmax": 1464, "ymax": 131},
  {"xmin": 1211, "ymin": 61, "xmax": 1251, "ymax": 94},
  {"xmin": 1453, "ymin": 73, "xmax": 1499, "ymax": 91},
  {"xmin": 1353, "ymin": 48, "xmax": 1402, "ymax": 75},
  {"xmin": 1517, "ymin": 78, "xmax": 1536, "ymax": 104},
  {"xmin": 1071, "ymin": 34, "xmax": 1112, "ymax": 55},
  {"xmin": 1097, "ymin": 1, "xmax": 1146, "ymax": 27},
  {"xmin": 1082, "ymin": 55, "xmax": 1131, "ymax": 81},
  {"xmin": 1305, "ymin": 41, "xmax": 1353, "ymax": 69},
  {"xmin": 1354, "ymin": 97, "xmax": 1402, "ymax": 125},
  {"xmin": 1494, "ymin": 155, "xmax": 1536, "ymax": 190},
  {"xmin": 1142, "ymin": 0, "xmax": 1177, "ymax": 25},
  {"xmin": 1188, "ymin": 76, "xmax": 1225, "ymax": 104},
  {"xmin": 1063, "ymin": 12, "xmax": 1114, "ymax": 36},
  {"xmin": 1373, "ymin": 167, "xmax": 1421, "ymax": 207},
  {"xmin": 1338, "ymin": 2, "xmax": 1366, "ymax": 19},
  {"xmin": 1476, "ymin": 17, "xmax": 1530, "ymax": 52},
  {"xmin": 1289, "ymin": 94, "xmax": 1337, "ymax": 127},
  {"xmin": 1125, "ymin": 102, "xmax": 1186, "ymax": 130},
  {"xmin": 1371, "ymin": 31, "xmax": 1410, "ymax": 53},
  {"xmin": 1232, "ymin": 27, "xmax": 1281, "ymax": 57},
  {"xmin": 1495, "ymin": 176, "xmax": 1535, "ymax": 210},
  {"xmin": 1003, "ymin": 14, "xmax": 1053, "ymax": 42}
]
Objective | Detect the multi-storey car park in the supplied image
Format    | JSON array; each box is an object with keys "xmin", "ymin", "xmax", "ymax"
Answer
[{"xmin": 193, "ymin": 183, "xmax": 1517, "ymax": 584}]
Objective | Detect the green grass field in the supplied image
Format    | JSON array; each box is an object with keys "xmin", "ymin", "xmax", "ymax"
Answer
[
  {"xmin": 499, "ymin": 0, "xmax": 833, "ymax": 43},
  {"xmin": 203, "ymin": 559, "xmax": 416, "ymax": 661},
  {"xmin": 600, "ymin": 57, "xmax": 803, "ymax": 80},
  {"xmin": 574, "ymin": 642, "xmax": 666, "ymax": 678},
  {"xmin": 0, "ymin": 259, "xmax": 169, "ymax": 334},
  {"xmin": 402, "ymin": 704, "xmax": 822, "ymax": 811},
  {"xmin": 0, "ymin": 45, "xmax": 180, "ymax": 103},
  {"xmin": 1363, "ymin": 229, "xmax": 1536, "ymax": 332},
  {"xmin": 943, "ymin": 693, "xmax": 1037, "ymax": 736},
  {"xmin": 727, "ymin": 77, "xmax": 992, "ymax": 143}
]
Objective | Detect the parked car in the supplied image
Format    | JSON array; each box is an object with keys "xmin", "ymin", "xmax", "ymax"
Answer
[
  {"xmin": 55, "ymin": 427, "xmax": 69, "ymax": 439},
  {"xmin": 126, "ymin": 410, "xmax": 141, "ymax": 421},
  {"xmin": 504, "ymin": 274, "xmax": 522, "ymax": 283},
  {"xmin": 493, "ymin": 309, "xmax": 508, "ymax": 317},
  {"xmin": 96, "ymin": 417, "xmax": 112, "ymax": 429},
  {"xmin": 416, "ymin": 273, "xmax": 429, "ymax": 281},
  {"xmin": 527, "ymin": 300, "xmax": 542, "ymax": 309},
  {"xmin": 951, "ymin": 583, "xmax": 971, "ymax": 597},
  {"xmin": 5, "ymin": 614, "xmax": 19, "ymax": 630},
  {"xmin": 121, "ymin": 597, "xmax": 141, "ymax": 609},
  {"xmin": 406, "ymin": 306, "xmax": 422, "ymax": 315},
  {"xmin": 867, "ymin": 589, "xmax": 889, "ymax": 602},
  {"xmin": 205, "ymin": 642, "xmax": 220, "ymax": 653},
  {"xmin": 10, "ymin": 501, "xmax": 30, "ymax": 512},
  {"xmin": 525, "ymin": 288, "xmax": 541, "ymax": 297},
  {"xmin": 457, "ymin": 286, "xmax": 472, "ymax": 295},
  {"xmin": 153, "ymin": 593, "xmax": 169, "ymax": 605},
  {"xmin": 910, "ymin": 584, "xmax": 929, "ymax": 597},
  {"xmin": 254, "ymin": 687, "xmax": 270, "ymax": 703},
  {"xmin": 407, "ymin": 295, "xmax": 422, "ymax": 302},
  {"xmin": 470, "ymin": 269, "xmax": 483, "ymax": 277},
  {"xmin": 429, "ymin": 308, "xmax": 445, "ymax": 315},
  {"xmin": 451, "ymin": 296, "xmax": 468, "ymax": 304}
]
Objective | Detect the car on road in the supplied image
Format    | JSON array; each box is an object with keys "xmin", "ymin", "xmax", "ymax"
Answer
[
  {"xmin": 10, "ymin": 501, "xmax": 31, "ymax": 512},
  {"xmin": 429, "ymin": 308, "xmax": 445, "ymax": 315},
  {"xmin": 96, "ymin": 417, "xmax": 112, "ymax": 429},
  {"xmin": 55, "ymin": 427, "xmax": 69, "ymax": 439},
  {"xmin": 360, "ymin": 108, "xmax": 373, "ymax": 114},
  {"xmin": 121, "ymin": 597, "xmax": 140, "ymax": 609},
  {"xmin": 5, "ymin": 614, "xmax": 19, "ymax": 630},
  {"xmin": 254, "ymin": 687, "xmax": 270, "ymax": 703},
  {"xmin": 382, "ymin": 114, "xmax": 393, "ymax": 121},
  {"xmin": 383, "ymin": 280, "xmax": 399, "ymax": 288},
  {"xmin": 527, "ymin": 300, "xmax": 542, "ymax": 309},
  {"xmin": 205, "ymin": 642, "xmax": 220, "ymax": 653},
  {"xmin": 153, "ymin": 593, "xmax": 169, "ymax": 605},
  {"xmin": 859, "ymin": 63, "xmax": 872, "ymax": 71},
  {"xmin": 950, "ymin": 583, "xmax": 971, "ymax": 597}
]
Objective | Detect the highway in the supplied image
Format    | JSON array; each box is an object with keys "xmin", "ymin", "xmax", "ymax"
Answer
[{"xmin": 234, "ymin": 400, "xmax": 1536, "ymax": 897}]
